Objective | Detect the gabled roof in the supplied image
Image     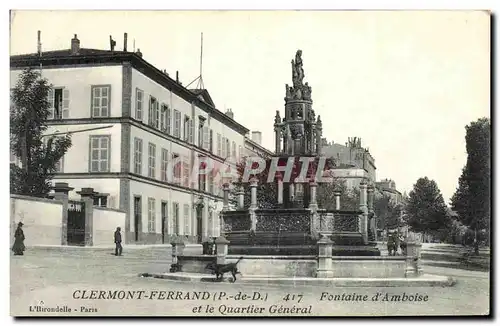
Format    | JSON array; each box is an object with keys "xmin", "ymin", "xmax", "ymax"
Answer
[{"xmin": 189, "ymin": 89, "xmax": 216, "ymax": 108}]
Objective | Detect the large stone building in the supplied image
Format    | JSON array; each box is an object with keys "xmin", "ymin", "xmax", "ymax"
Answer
[
  {"xmin": 321, "ymin": 137, "xmax": 376, "ymax": 188},
  {"xmin": 10, "ymin": 34, "xmax": 253, "ymax": 244}
]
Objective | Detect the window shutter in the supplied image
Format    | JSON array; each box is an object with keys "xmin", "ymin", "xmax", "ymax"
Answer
[
  {"xmin": 189, "ymin": 120, "xmax": 194, "ymax": 144},
  {"xmin": 62, "ymin": 89, "xmax": 70, "ymax": 118},
  {"xmin": 209, "ymin": 129, "xmax": 213, "ymax": 152},
  {"xmin": 47, "ymin": 89, "xmax": 55, "ymax": 119},
  {"xmin": 203, "ymin": 127, "xmax": 209, "ymax": 150},
  {"xmin": 184, "ymin": 204, "xmax": 190, "ymax": 236}
]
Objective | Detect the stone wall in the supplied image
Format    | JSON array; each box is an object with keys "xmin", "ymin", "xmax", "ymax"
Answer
[
  {"xmin": 10, "ymin": 195, "xmax": 64, "ymax": 247},
  {"xmin": 92, "ymin": 207, "xmax": 126, "ymax": 246}
]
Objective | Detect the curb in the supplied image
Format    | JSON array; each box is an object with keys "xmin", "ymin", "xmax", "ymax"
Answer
[{"xmin": 139, "ymin": 272, "xmax": 456, "ymax": 287}]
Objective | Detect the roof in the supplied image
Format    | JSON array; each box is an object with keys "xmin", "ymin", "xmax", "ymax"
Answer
[{"xmin": 10, "ymin": 48, "xmax": 249, "ymax": 135}]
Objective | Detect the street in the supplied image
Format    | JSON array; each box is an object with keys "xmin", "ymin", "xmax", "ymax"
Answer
[{"xmin": 10, "ymin": 247, "xmax": 490, "ymax": 317}]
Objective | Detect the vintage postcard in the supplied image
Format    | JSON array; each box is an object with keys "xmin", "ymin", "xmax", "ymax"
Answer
[{"xmin": 9, "ymin": 10, "xmax": 491, "ymax": 317}]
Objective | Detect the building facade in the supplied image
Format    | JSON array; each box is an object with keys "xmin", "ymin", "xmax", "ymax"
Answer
[{"xmin": 10, "ymin": 35, "xmax": 250, "ymax": 244}]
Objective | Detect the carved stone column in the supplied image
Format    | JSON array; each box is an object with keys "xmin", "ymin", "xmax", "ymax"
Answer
[
  {"xmin": 358, "ymin": 182, "xmax": 368, "ymax": 245},
  {"xmin": 277, "ymin": 179, "xmax": 284, "ymax": 206},
  {"xmin": 249, "ymin": 178, "xmax": 259, "ymax": 230},
  {"xmin": 52, "ymin": 182, "xmax": 73, "ymax": 245},
  {"xmin": 222, "ymin": 183, "xmax": 230, "ymax": 211},
  {"xmin": 317, "ymin": 234, "xmax": 334, "ymax": 278},
  {"xmin": 215, "ymin": 236, "xmax": 230, "ymax": 265},
  {"xmin": 309, "ymin": 181, "xmax": 318, "ymax": 210},
  {"xmin": 333, "ymin": 190, "xmax": 342, "ymax": 210},
  {"xmin": 237, "ymin": 186, "xmax": 245, "ymax": 209}
]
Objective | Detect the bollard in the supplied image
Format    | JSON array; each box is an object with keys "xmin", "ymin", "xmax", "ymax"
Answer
[
  {"xmin": 316, "ymin": 234, "xmax": 334, "ymax": 278},
  {"xmin": 215, "ymin": 235, "xmax": 230, "ymax": 265}
]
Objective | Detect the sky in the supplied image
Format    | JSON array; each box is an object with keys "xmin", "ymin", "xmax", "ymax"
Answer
[{"xmin": 9, "ymin": 10, "xmax": 490, "ymax": 203}]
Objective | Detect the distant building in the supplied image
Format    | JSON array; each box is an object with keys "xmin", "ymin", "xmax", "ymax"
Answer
[
  {"xmin": 375, "ymin": 178, "xmax": 403, "ymax": 205},
  {"xmin": 245, "ymin": 130, "xmax": 273, "ymax": 158},
  {"xmin": 321, "ymin": 137, "xmax": 376, "ymax": 187}
]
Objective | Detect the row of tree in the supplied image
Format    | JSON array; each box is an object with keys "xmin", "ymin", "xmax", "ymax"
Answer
[{"xmin": 403, "ymin": 118, "xmax": 490, "ymax": 248}]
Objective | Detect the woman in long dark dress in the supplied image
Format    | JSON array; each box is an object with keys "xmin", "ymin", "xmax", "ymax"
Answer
[{"xmin": 12, "ymin": 222, "xmax": 25, "ymax": 255}]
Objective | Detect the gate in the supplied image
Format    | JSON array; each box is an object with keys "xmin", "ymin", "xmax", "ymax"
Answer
[{"xmin": 67, "ymin": 200, "xmax": 86, "ymax": 246}]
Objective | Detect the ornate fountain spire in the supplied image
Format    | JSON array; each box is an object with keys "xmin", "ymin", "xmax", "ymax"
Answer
[{"xmin": 285, "ymin": 50, "xmax": 312, "ymax": 103}]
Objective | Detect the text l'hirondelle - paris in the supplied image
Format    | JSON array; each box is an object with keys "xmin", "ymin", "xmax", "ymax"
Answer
[{"xmin": 73, "ymin": 290, "xmax": 264, "ymax": 301}]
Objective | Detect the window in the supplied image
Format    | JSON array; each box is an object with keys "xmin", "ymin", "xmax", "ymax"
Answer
[
  {"xmin": 238, "ymin": 145, "xmax": 243, "ymax": 160},
  {"xmin": 48, "ymin": 88, "xmax": 70, "ymax": 119},
  {"xmin": 93, "ymin": 196, "xmax": 108, "ymax": 208},
  {"xmin": 160, "ymin": 104, "xmax": 168, "ymax": 132},
  {"xmin": 161, "ymin": 201, "xmax": 168, "ymax": 235},
  {"xmin": 225, "ymin": 139, "xmax": 230, "ymax": 158},
  {"xmin": 199, "ymin": 156, "xmax": 207, "ymax": 192},
  {"xmin": 184, "ymin": 115, "xmax": 190, "ymax": 142},
  {"xmin": 134, "ymin": 138, "xmax": 143, "ymax": 174},
  {"xmin": 135, "ymin": 88, "xmax": 143, "ymax": 121},
  {"xmin": 209, "ymin": 129, "xmax": 214, "ymax": 153},
  {"xmin": 217, "ymin": 133, "xmax": 222, "ymax": 156},
  {"xmin": 173, "ymin": 202, "xmax": 180, "ymax": 234},
  {"xmin": 165, "ymin": 105, "xmax": 172, "ymax": 135},
  {"xmin": 161, "ymin": 148, "xmax": 169, "ymax": 182},
  {"xmin": 148, "ymin": 197, "xmax": 156, "ymax": 232},
  {"xmin": 173, "ymin": 110, "xmax": 181, "ymax": 138},
  {"xmin": 172, "ymin": 153, "xmax": 181, "ymax": 185},
  {"xmin": 183, "ymin": 204, "xmax": 190, "ymax": 236},
  {"xmin": 232, "ymin": 141, "xmax": 236, "ymax": 159},
  {"xmin": 89, "ymin": 135, "xmax": 110, "ymax": 172},
  {"xmin": 148, "ymin": 143, "xmax": 156, "ymax": 178},
  {"xmin": 198, "ymin": 118, "xmax": 205, "ymax": 148},
  {"xmin": 148, "ymin": 96, "xmax": 159, "ymax": 128},
  {"xmin": 91, "ymin": 85, "xmax": 110, "ymax": 118}
]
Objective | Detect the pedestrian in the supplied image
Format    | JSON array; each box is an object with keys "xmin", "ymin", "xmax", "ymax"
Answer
[
  {"xmin": 12, "ymin": 222, "xmax": 26, "ymax": 256},
  {"xmin": 114, "ymin": 227, "xmax": 123, "ymax": 256}
]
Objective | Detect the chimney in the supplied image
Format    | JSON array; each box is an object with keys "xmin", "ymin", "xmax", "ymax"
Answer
[
  {"xmin": 176, "ymin": 71, "xmax": 179, "ymax": 83},
  {"xmin": 109, "ymin": 35, "xmax": 116, "ymax": 51},
  {"xmin": 136, "ymin": 48, "xmax": 142, "ymax": 58},
  {"xmin": 251, "ymin": 131, "xmax": 262, "ymax": 145},
  {"xmin": 225, "ymin": 108, "xmax": 234, "ymax": 119},
  {"xmin": 123, "ymin": 33, "xmax": 128, "ymax": 52},
  {"xmin": 71, "ymin": 34, "xmax": 80, "ymax": 55}
]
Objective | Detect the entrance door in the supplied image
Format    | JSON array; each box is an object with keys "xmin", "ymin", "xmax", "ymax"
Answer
[
  {"xmin": 161, "ymin": 202, "xmax": 168, "ymax": 244},
  {"xmin": 196, "ymin": 206, "xmax": 203, "ymax": 243},
  {"xmin": 67, "ymin": 200, "xmax": 86, "ymax": 246},
  {"xmin": 133, "ymin": 196, "xmax": 141, "ymax": 242}
]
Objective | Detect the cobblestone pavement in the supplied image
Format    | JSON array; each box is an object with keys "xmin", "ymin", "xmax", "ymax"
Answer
[{"xmin": 10, "ymin": 248, "xmax": 490, "ymax": 317}]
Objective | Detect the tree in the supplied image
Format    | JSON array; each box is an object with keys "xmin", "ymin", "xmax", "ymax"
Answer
[
  {"xmin": 405, "ymin": 177, "xmax": 448, "ymax": 235},
  {"xmin": 450, "ymin": 118, "xmax": 490, "ymax": 243},
  {"xmin": 10, "ymin": 68, "xmax": 72, "ymax": 197}
]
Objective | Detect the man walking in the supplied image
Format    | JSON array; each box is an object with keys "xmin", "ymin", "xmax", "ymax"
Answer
[{"xmin": 114, "ymin": 227, "xmax": 123, "ymax": 256}]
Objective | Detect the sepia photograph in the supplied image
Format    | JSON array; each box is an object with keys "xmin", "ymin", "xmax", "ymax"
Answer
[{"xmin": 8, "ymin": 9, "xmax": 491, "ymax": 317}]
